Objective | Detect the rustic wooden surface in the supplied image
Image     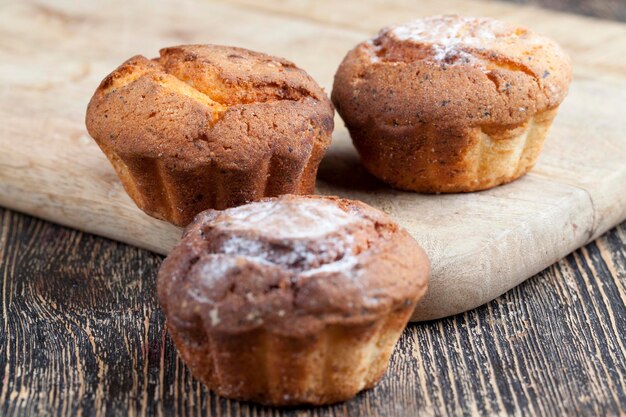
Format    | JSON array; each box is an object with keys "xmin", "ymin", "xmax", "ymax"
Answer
[
  {"xmin": 1, "ymin": 0, "xmax": 626, "ymax": 321},
  {"xmin": 1, "ymin": 212, "xmax": 625, "ymax": 416},
  {"xmin": 1, "ymin": 0, "xmax": 625, "ymax": 416},
  {"xmin": 508, "ymin": 0, "xmax": 626, "ymax": 21}
]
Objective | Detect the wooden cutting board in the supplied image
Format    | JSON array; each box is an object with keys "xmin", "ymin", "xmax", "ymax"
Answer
[{"xmin": 1, "ymin": 0, "xmax": 625, "ymax": 321}]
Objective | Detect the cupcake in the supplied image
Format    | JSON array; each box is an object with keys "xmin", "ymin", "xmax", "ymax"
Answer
[
  {"xmin": 332, "ymin": 15, "xmax": 572, "ymax": 192},
  {"xmin": 86, "ymin": 45, "xmax": 334, "ymax": 226},
  {"xmin": 157, "ymin": 195, "xmax": 430, "ymax": 405}
]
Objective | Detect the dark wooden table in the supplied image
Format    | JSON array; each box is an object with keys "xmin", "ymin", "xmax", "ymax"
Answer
[{"xmin": 1, "ymin": 1, "xmax": 625, "ymax": 416}]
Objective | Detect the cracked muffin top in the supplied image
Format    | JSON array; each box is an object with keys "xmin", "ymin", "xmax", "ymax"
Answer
[
  {"xmin": 332, "ymin": 15, "xmax": 571, "ymax": 128},
  {"xmin": 86, "ymin": 44, "xmax": 334, "ymax": 170},
  {"xmin": 157, "ymin": 195, "xmax": 430, "ymax": 336}
]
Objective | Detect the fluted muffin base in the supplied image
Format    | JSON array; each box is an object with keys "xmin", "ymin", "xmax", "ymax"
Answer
[
  {"xmin": 98, "ymin": 138, "xmax": 327, "ymax": 227},
  {"xmin": 354, "ymin": 108, "xmax": 559, "ymax": 193},
  {"xmin": 166, "ymin": 305, "xmax": 414, "ymax": 406}
]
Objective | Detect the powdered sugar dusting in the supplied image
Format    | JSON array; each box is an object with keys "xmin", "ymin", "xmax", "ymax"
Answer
[
  {"xmin": 217, "ymin": 232, "xmax": 357, "ymax": 272},
  {"xmin": 205, "ymin": 199, "xmax": 364, "ymax": 276},
  {"xmin": 299, "ymin": 255, "xmax": 358, "ymax": 277},
  {"xmin": 209, "ymin": 307, "xmax": 220, "ymax": 326},
  {"xmin": 192, "ymin": 198, "xmax": 372, "ymax": 282},
  {"xmin": 194, "ymin": 255, "xmax": 249, "ymax": 284},
  {"xmin": 386, "ymin": 15, "xmax": 512, "ymax": 63},
  {"xmin": 366, "ymin": 39, "xmax": 381, "ymax": 63},
  {"xmin": 216, "ymin": 199, "xmax": 355, "ymax": 239},
  {"xmin": 220, "ymin": 235, "xmax": 266, "ymax": 257}
]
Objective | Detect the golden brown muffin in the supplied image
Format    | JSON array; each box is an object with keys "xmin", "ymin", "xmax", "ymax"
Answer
[
  {"xmin": 157, "ymin": 195, "xmax": 430, "ymax": 405},
  {"xmin": 332, "ymin": 15, "xmax": 572, "ymax": 192},
  {"xmin": 86, "ymin": 45, "xmax": 334, "ymax": 226}
]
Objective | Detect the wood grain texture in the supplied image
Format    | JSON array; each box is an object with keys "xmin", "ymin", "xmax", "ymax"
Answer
[
  {"xmin": 1, "ymin": 208, "xmax": 624, "ymax": 416},
  {"xmin": 506, "ymin": 0, "xmax": 626, "ymax": 22},
  {"xmin": 0, "ymin": 0, "xmax": 625, "ymax": 320}
]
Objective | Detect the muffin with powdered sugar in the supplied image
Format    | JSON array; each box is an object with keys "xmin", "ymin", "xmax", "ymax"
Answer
[
  {"xmin": 332, "ymin": 15, "xmax": 572, "ymax": 192},
  {"xmin": 157, "ymin": 195, "xmax": 430, "ymax": 405}
]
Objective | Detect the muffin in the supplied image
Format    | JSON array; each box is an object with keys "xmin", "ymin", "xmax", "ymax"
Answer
[
  {"xmin": 157, "ymin": 195, "xmax": 430, "ymax": 405},
  {"xmin": 86, "ymin": 45, "xmax": 334, "ymax": 226},
  {"xmin": 332, "ymin": 15, "xmax": 572, "ymax": 192}
]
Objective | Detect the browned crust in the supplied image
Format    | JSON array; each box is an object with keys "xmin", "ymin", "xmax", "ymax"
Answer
[
  {"xmin": 157, "ymin": 195, "xmax": 430, "ymax": 405},
  {"xmin": 331, "ymin": 16, "xmax": 572, "ymax": 192},
  {"xmin": 157, "ymin": 195, "xmax": 429, "ymax": 334},
  {"xmin": 86, "ymin": 45, "xmax": 334, "ymax": 226}
]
